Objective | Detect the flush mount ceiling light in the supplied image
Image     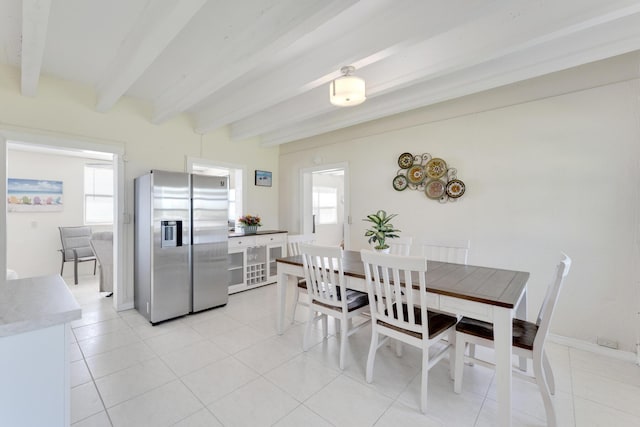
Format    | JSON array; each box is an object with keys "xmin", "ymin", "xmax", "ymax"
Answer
[{"xmin": 329, "ymin": 66, "xmax": 366, "ymax": 107}]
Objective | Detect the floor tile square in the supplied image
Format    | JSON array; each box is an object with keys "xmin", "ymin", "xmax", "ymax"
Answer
[
  {"xmin": 71, "ymin": 382, "xmax": 104, "ymax": 424},
  {"xmin": 208, "ymin": 377, "xmax": 299, "ymax": 427},
  {"xmin": 95, "ymin": 357, "xmax": 176, "ymax": 408},
  {"xmin": 161, "ymin": 339, "xmax": 228, "ymax": 377},
  {"xmin": 272, "ymin": 404, "xmax": 333, "ymax": 427},
  {"xmin": 108, "ymin": 380, "xmax": 203, "ymax": 427},
  {"xmin": 265, "ymin": 353, "xmax": 341, "ymax": 401},
  {"xmin": 181, "ymin": 356, "xmax": 259, "ymax": 405},
  {"xmin": 305, "ymin": 375, "xmax": 393, "ymax": 427}
]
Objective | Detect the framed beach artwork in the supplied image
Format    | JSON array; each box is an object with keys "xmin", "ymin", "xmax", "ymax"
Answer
[
  {"xmin": 7, "ymin": 178, "xmax": 63, "ymax": 212},
  {"xmin": 255, "ymin": 170, "xmax": 272, "ymax": 187}
]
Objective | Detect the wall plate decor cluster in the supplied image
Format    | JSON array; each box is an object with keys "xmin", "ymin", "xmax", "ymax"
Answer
[{"xmin": 393, "ymin": 153, "xmax": 465, "ymax": 203}]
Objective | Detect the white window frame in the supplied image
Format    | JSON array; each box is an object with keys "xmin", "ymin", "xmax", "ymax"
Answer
[
  {"xmin": 312, "ymin": 186, "xmax": 338, "ymax": 225},
  {"xmin": 84, "ymin": 163, "xmax": 114, "ymax": 225},
  {"xmin": 186, "ymin": 157, "xmax": 245, "ymax": 223}
]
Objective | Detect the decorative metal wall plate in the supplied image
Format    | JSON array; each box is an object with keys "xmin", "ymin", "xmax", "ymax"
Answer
[{"xmin": 393, "ymin": 152, "xmax": 466, "ymax": 202}]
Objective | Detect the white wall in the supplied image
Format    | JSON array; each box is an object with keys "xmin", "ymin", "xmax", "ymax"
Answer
[
  {"xmin": 279, "ymin": 65, "xmax": 640, "ymax": 352},
  {"xmin": 7, "ymin": 149, "xmax": 112, "ymax": 278},
  {"xmin": 0, "ymin": 63, "xmax": 280, "ymax": 308}
]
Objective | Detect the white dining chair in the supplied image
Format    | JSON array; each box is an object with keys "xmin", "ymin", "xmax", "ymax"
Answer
[
  {"xmin": 453, "ymin": 254, "xmax": 572, "ymax": 427},
  {"xmin": 388, "ymin": 236, "xmax": 413, "ymax": 256},
  {"xmin": 287, "ymin": 234, "xmax": 316, "ymax": 323},
  {"xmin": 361, "ymin": 249, "xmax": 457, "ymax": 413},
  {"xmin": 420, "ymin": 238, "xmax": 470, "ymax": 264},
  {"xmin": 420, "ymin": 238, "xmax": 473, "ymax": 358},
  {"xmin": 300, "ymin": 244, "xmax": 370, "ymax": 370}
]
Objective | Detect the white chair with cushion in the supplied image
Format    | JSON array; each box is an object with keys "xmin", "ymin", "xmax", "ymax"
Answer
[
  {"xmin": 388, "ymin": 236, "xmax": 413, "ymax": 256},
  {"xmin": 420, "ymin": 239, "xmax": 470, "ymax": 264},
  {"xmin": 287, "ymin": 234, "xmax": 316, "ymax": 323},
  {"xmin": 361, "ymin": 250, "xmax": 457, "ymax": 413},
  {"xmin": 453, "ymin": 254, "xmax": 572, "ymax": 427},
  {"xmin": 89, "ymin": 231, "xmax": 113, "ymax": 296},
  {"xmin": 58, "ymin": 226, "xmax": 97, "ymax": 285},
  {"xmin": 300, "ymin": 243, "xmax": 370, "ymax": 370}
]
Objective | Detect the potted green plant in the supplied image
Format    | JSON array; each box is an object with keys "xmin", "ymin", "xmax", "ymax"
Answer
[
  {"xmin": 238, "ymin": 214, "xmax": 262, "ymax": 234},
  {"xmin": 363, "ymin": 210, "xmax": 400, "ymax": 252}
]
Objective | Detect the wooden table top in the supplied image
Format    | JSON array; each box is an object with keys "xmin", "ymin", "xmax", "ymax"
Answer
[{"xmin": 277, "ymin": 250, "xmax": 529, "ymax": 309}]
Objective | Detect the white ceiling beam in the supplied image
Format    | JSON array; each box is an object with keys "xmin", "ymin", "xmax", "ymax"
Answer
[
  {"xmin": 193, "ymin": 0, "xmax": 499, "ymax": 134},
  {"xmin": 95, "ymin": 0, "xmax": 206, "ymax": 112},
  {"xmin": 151, "ymin": 0, "xmax": 359, "ymax": 124},
  {"xmin": 259, "ymin": 11, "xmax": 640, "ymax": 147},
  {"xmin": 21, "ymin": 0, "xmax": 51, "ymax": 97},
  {"xmin": 232, "ymin": 0, "xmax": 640, "ymax": 141}
]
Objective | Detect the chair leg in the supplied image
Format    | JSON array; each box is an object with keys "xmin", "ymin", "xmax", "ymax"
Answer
[
  {"xmin": 74, "ymin": 259, "xmax": 79, "ymax": 285},
  {"xmin": 339, "ymin": 315, "xmax": 348, "ymax": 370},
  {"xmin": 533, "ymin": 353, "xmax": 557, "ymax": 427},
  {"xmin": 93, "ymin": 260, "xmax": 97, "ymax": 275},
  {"xmin": 321, "ymin": 314, "xmax": 328, "ymax": 338},
  {"xmin": 454, "ymin": 333, "xmax": 466, "ymax": 394},
  {"xmin": 543, "ymin": 350, "xmax": 556, "ymax": 395},
  {"xmin": 448, "ymin": 328, "xmax": 456, "ymax": 380},
  {"xmin": 420, "ymin": 346, "xmax": 430, "ymax": 414},
  {"xmin": 60, "ymin": 260, "xmax": 64, "ymax": 276},
  {"xmin": 291, "ymin": 286, "xmax": 300, "ymax": 324},
  {"xmin": 366, "ymin": 329, "xmax": 378, "ymax": 383},
  {"xmin": 467, "ymin": 343, "xmax": 475, "ymax": 366},
  {"xmin": 303, "ymin": 305, "xmax": 315, "ymax": 351},
  {"xmin": 395, "ymin": 340, "xmax": 403, "ymax": 357}
]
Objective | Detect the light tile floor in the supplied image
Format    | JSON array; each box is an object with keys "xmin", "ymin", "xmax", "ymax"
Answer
[{"xmin": 67, "ymin": 275, "xmax": 640, "ymax": 427}]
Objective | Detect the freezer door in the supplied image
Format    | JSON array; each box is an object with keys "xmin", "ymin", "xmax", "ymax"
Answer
[
  {"xmin": 151, "ymin": 171, "xmax": 191, "ymax": 323},
  {"xmin": 191, "ymin": 174, "xmax": 229, "ymax": 312}
]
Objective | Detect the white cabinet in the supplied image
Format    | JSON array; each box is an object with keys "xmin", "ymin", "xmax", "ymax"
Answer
[
  {"xmin": 0, "ymin": 275, "xmax": 81, "ymax": 427},
  {"xmin": 228, "ymin": 231, "xmax": 286, "ymax": 294}
]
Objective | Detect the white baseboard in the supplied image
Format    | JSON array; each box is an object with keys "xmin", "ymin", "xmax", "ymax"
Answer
[
  {"xmin": 116, "ymin": 301, "xmax": 134, "ymax": 311},
  {"xmin": 548, "ymin": 333, "xmax": 638, "ymax": 364}
]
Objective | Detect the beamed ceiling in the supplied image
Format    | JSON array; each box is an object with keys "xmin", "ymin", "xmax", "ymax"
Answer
[{"xmin": 3, "ymin": 0, "xmax": 640, "ymax": 146}]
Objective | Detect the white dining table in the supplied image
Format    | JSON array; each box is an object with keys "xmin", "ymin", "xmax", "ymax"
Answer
[{"xmin": 276, "ymin": 250, "xmax": 529, "ymax": 427}]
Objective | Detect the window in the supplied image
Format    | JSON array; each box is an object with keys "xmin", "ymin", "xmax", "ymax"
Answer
[
  {"xmin": 84, "ymin": 164, "xmax": 113, "ymax": 224},
  {"xmin": 312, "ymin": 186, "xmax": 337, "ymax": 225},
  {"xmin": 190, "ymin": 161, "xmax": 244, "ymax": 223}
]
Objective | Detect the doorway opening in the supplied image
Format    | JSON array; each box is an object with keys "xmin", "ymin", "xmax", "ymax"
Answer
[
  {"xmin": 2, "ymin": 133, "xmax": 125, "ymax": 309},
  {"xmin": 300, "ymin": 163, "xmax": 349, "ymax": 248}
]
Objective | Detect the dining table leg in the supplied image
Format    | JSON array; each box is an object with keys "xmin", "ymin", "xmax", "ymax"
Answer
[
  {"xmin": 493, "ymin": 306, "xmax": 513, "ymax": 427},
  {"xmin": 277, "ymin": 269, "xmax": 287, "ymax": 335}
]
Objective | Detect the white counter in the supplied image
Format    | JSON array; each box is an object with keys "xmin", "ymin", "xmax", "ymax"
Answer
[{"xmin": 0, "ymin": 275, "xmax": 81, "ymax": 426}]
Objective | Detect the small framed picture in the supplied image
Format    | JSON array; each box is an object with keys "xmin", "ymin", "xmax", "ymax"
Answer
[{"xmin": 255, "ymin": 170, "xmax": 272, "ymax": 187}]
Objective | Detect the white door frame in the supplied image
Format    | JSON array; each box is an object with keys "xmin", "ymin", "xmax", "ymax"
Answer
[
  {"xmin": 0, "ymin": 127, "xmax": 126, "ymax": 310},
  {"xmin": 299, "ymin": 162, "xmax": 350, "ymax": 249}
]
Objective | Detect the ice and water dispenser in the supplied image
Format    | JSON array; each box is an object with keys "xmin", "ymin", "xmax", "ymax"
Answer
[{"xmin": 161, "ymin": 220, "xmax": 182, "ymax": 248}]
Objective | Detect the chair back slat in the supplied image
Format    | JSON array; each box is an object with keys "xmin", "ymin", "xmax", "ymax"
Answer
[
  {"xmin": 534, "ymin": 254, "xmax": 572, "ymax": 349},
  {"xmin": 300, "ymin": 244, "xmax": 344, "ymax": 309},
  {"xmin": 420, "ymin": 239, "xmax": 470, "ymax": 264},
  {"xmin": 287, "ymin": 234, "xmax": 315, "ymax": 256},
  {"xmin": 361, "ymin": 250, "xmax": 428, "ymax": 337},
  {"xmin": 388, "ymin": 236, "xmax": 413, "ymax": 256}
]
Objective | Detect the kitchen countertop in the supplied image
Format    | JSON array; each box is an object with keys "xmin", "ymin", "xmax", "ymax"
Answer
[
  {"xmin": 0, "ymin": 275, "xmax": 81, "ymax": 337},
  {"xmin": 228, "ymin": 229, "xmax": 287, "ymax": 238}
]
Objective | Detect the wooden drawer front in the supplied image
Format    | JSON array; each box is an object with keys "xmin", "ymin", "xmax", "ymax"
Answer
[
  {"xmin": 439, "ymin": 296, "xmax": 493, "ymax": 322},
  {"xmin": 256, "ymin": 233, "xmax": 285, "ymax": 245},
  {"xmin": 229, "ymin": 236, "xmax": 257, "ymax": 248}
]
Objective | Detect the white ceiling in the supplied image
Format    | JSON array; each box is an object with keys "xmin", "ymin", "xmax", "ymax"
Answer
[{"xmin": 4, "ymin": 0, "xmax": 640, "ymax": 147}]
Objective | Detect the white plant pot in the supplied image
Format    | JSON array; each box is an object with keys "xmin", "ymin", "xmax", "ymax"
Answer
[{"xmin": 374, "ymin": 247, "xmax": 390, "ymax": 254}]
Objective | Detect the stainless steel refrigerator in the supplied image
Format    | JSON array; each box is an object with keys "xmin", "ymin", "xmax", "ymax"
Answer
[{"xmin": 134, "ymin": 170, "xmax": 229, "ymax": 324}]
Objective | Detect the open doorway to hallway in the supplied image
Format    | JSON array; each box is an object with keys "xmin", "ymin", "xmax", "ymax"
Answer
[
  {"xmin": 6, "ymin": 141, "xmax": 117, "ymax": 298},
  {"xmin": 300, "ymin": 163, "xmax": 349, "ymax": 248}
]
